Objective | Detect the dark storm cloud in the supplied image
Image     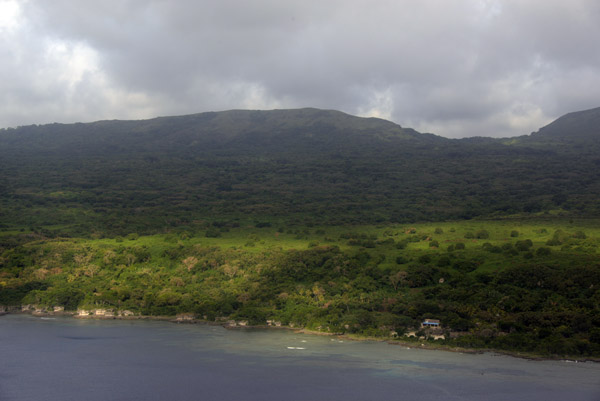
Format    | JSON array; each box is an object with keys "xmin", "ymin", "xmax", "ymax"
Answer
[{"xmin": 1, "ymin": 0, "xmax": 599, "ymax": 137}]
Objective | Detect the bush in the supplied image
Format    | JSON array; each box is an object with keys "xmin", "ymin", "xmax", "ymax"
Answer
[
  {"xmin": 501, "ymin": 243, "xmax": 517, "ymax": 255},
  {"xmin": 475, "ymin": 230, "xmax": 490, "ymax": 239},
  {"xmin": 510, "ymin": 230, "xmax": 519, "ymax": 237},
  {"xmin": 464, "ymin": 232, "xmax": 475, "ymax": 239},
  {"xmin": 482, "ymin": 243, "xmax": 501, "ymax": 253},
  {"xmin": 396, "ymin": 239, "xmax": 408, "ymax": 249},
  {"xmin": 501, "ymin": 243, "xmax": 513, "ymax": 251},
  {"xmin": 536, "ymin": 247, "xmax": 551, "ymax": 256},
  {"xmin": 453, "ymin": 260, "xmax": 478, "ymax": 273},
  {"xmin": 455, "ymin": 242, "xmax": 466, "ymax": 250},
  {"xmin": 515, "ymin": 239, "xmax": 533, "ymax": 251},
  {"xmin": 434, "ymin": 227, "xmax": 444, "ymax": 234},
  {"xmin": 429, "ymin": 240, "xmax": 439, "ymax": 248},
  {"xmin": 418, "ymin": 255, "xmax": 432, "ymax": 264},
  {"xmin": 396, "ymin": 256, "xmax": 408, "ymax": 264}
]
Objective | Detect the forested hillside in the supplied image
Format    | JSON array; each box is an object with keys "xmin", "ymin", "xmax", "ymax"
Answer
[
  {"xmin": 0, "ymin": 107, "xmax": 599, "ymax": 237},
  {"xmin": 1, "ymin": 107, "xmax": 600, "ymax": 358}
]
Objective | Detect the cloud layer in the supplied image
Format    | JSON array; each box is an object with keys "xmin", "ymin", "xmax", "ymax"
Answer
[{"xmin": 1, "ymin": 0, "xmax": 599, "ymax": 137}]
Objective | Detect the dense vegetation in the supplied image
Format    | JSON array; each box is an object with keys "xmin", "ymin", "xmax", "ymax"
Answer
[
  {"xmin": 1, "ymin": 108, "xmax": 599, "ymax": 236},
  {"xmin": 1, "ymin": 107, "xmax": 600, "ymax": 358},
  {"xmin": 2, "ymin": 220, "xmax": 599, "ymax": 357}
]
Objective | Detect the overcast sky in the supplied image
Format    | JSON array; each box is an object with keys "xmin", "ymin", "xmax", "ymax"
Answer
[{"xmin": 1, "ymin": 0, "xmax": 599, "ymax": 138}]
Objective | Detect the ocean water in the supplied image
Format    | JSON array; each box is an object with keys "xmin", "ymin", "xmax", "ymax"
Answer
[{"xmin": 1, "ymin": 314, "xmax": 598, "ymax": 401}]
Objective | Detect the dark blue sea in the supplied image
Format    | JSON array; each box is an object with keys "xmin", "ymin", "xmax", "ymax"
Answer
[{"xmin": 1, "ymin": 314, "xmax": 599, "ymax": 401}]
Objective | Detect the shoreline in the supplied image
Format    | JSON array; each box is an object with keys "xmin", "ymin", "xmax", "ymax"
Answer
[{"xmin": 2, "ymin": 310, "xmax": 598, "ymax": 363}]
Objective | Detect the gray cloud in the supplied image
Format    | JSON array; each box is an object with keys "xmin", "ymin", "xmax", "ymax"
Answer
[{"xmin": 1, "ymin": 0, "xmax": 598, "ymax": 137}]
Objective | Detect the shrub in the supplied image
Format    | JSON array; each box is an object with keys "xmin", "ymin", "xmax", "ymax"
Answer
[
  {"xmin": 464, "ymin": 232, "xmax": 475, "ymax": 239},
  {"xmin": 510, "ymin": 230, "xmax": 519, "ymax": 237},
  {"xmin": 396, "ymin": 256, "xmax": 408, "ymax": 264},
  {"xmin": 501, "ymin": 243, "xmax": 514, "ymax": 251},
  {"xmin": 501, "ymin": 243, "xmax": 518, "ymax": 255},
  {"xmin": 455, "ymin": 243, "xmax": 466, "ymax": 250},
  {"xmin": 418, "ymin": 255, "xmax": 432, "ymax": 264},
  {"xmin": 536, "ymin": 247, "xmax": 551, "ymax": 256},
  {"xmin": 482, "ymin": 243, "xmax": 501, "ymax": 253},
  {"xmin": 434, "ymin": 227, "xmax": 444, "ymax": 234},
  {"xmin": 515, "ymin": 239, "xmax": 533, "ymax": 251},
  {"xmin": 396, "ymin": 239, "xmax": 409, "ymax": 249},
  {"xmin": 475, "ymin": 230, "xmax": 490, "ymax": 239},
  {"xmin": 453, "ymin": 260, "xmax": 478, "ymax": 273}
]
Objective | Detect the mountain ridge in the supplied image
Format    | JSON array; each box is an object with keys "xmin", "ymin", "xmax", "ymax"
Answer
[
  {"xmin": 0, "ymin": 106, "xmax": 599, "ymax": 234},
  {"xmin": 2, "ymin": 106, "xmax": 598, "ymax": 149},
  {"xmin": 0, "ymin": 108, "xmax": 445, "ymax": 158}
]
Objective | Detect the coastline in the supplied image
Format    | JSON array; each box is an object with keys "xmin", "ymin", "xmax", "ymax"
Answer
[{"xmin": 2, "ymin": 309, "xmax": 598, "ymax": 363}]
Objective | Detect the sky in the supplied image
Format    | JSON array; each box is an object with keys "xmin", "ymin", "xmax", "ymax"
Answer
[{"xmin": 1, "ymin": 0, "xmax": 599, "ymax": 138}]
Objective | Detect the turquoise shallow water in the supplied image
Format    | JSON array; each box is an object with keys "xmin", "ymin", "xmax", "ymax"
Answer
[{"xmin": 1, "ymin": 314, "xmax": 599, "ymax": 401}]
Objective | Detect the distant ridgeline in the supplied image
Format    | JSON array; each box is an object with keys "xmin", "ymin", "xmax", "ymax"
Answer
[{"xmin": 0, "ymin": 107, "xmax": 599, "ymax": 236}]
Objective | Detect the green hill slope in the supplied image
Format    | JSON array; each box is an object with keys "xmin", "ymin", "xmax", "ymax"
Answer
[{"xmin": 530, "ymin": 106, "xmax": 600, "ymax": 142}]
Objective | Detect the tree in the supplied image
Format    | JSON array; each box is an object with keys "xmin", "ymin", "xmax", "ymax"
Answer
[{"xmin": 389, "ymin": 271, "xmax": 408, "ymax": 290}]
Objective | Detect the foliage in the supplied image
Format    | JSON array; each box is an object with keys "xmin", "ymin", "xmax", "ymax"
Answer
[{"xmin": 2, "ymin": 219, "xmax": 600, "ymax": 357}]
